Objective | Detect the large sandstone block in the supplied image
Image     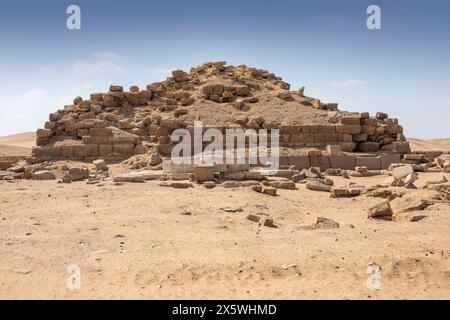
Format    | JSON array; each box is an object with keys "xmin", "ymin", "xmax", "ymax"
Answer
[
  {"xmin": 73, "ymin": 145, "xmax": 99, "ymax": 157},
  {"xmin": 194, "ymin": 165, "xmax": 214, "ymax": 182},
  {"xmin": 61, "ymin": 146, "xmax": 74, "ymax": 157},
  {"xmin": 290, "ymin": 134, "xmax": 314, "ymax": 143},
  {"xmin": 356, "ymin": 156, "xmax": 381, "ymax": 170},
  {"xmin": 279, "ymin": 125, "xmax": 301, "ymax": 134},
  {"xmin": 32, "ymin": 170, "xmax": 55, "ymax": 180},
  {"xmin": 113, "ymin": 144, "xmax": 135, "ymax": 155},
  {"xmin": 317, "ymin": 125, "xmax": 336, "ymax": 134},
  {"xmin": 336, "ymin": 125, "xmax": 362, "ymax": 134},
  {"xmin": 288, "ymin": 155, "xmax": 310, "ymax": 169},
  {"xmin": 76, "ymin": 119, "xmax": 107, "ymax": 130},
  {"xmin": 309, "ymin": 156, "xmax": 331, "ymax": 171},
  {"xmin": 89, "ymin": 128, "xmax": 113, "ymax": 137},
  {"xmin": 391, "ymin": 142, "xmax": 411, "ymax": 154},
  {"xmin": 341, "ymin": 117, "xmax": 361, "ymax": 125},
  {"xmin": 358, "ymin": 141, "xmax": 380, "ymax": 152},
  {"xmin": 98, "ymin": 145, "xmax": 114, "ymax": 156},
  {"xmin": 330, "ymin": 155, "xmax": 356, "ymax": 170},
  {"xmin": 36, "ymin": 128, "xmax": 52, "ymax": 138},
  {"xmin": 380, "ymin": 154, "xmax": 401, "ymax": 169},
  {"xmin": 339, "ymin": 142, "xmax": 357, "ymax": 152},
  {"xmin": 326, "ymin": 145, "xmax": 342, "ymax": 156}
]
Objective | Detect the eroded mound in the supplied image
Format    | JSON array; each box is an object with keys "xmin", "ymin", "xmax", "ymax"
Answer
[{"xmin": 32, "ymin": 61, "xmax": 410, "ymax": 161}]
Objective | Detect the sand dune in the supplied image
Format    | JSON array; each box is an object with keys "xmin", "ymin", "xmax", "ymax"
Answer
[
  {"xmin": 0, "ymin": 132, "xmax": 35, "ymax": 156},
  {"xmin": 409, "ymin": 138, "xmax": 450, "ymax": 152}
]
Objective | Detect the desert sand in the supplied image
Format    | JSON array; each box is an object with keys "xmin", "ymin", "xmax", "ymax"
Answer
[
  {"xmin": 0, "ymin": 155, "xmax": 449, "ymax": 299},
  {"xmin": 0, "ymin": 132, "xmax": 34, "ymax": 156}
]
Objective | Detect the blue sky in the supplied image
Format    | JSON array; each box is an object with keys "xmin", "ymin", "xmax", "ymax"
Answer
[{"xmin": 0, "ymin": 0, "xmax": 449, "ymax": 138}]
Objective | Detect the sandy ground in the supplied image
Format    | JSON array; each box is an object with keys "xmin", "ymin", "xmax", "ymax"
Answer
[
  {"xmin": 0, "ymin": 132, "xmax": 34, "ymax": 156},
  {"xmin": 0, "ymin": 170, "xmax": 449, "ymax": 300},
  {"xmin": 409, "ymin": 138, "xmax": 450, "ymax": 152},
  {"xmin": 0, "ymin": 132, "xmax": 449, "ymax": 299}
]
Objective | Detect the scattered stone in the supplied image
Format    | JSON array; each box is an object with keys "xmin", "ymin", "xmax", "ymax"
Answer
[
  {"xmin": 203, "ymin": 181, "xmax": 216, "ymax": 189},
  {"xmin": 246, "ymin": 214, "xmax": 260, "ymax": 223},
  {"xmin": 263, "ymin": 218, "xmax": 276, "ymax": 228},
  {"xmin": 223, "ymin": 181, "xmax": 240, "ymax": 188},
  {"xmin": 252, "ymin": 185, "xmax": 263, "ymax": 193},
  {"xmin": 113, "ymin": 172, "xmax": 145, "ymax": 183},
  {"xmin": 306, "ymin": 180, "xmax": 331, "ymax": 192},
  {"xmin": 368, "ymin": 201, "xmax": 393, "ymax": 218},
  {"xmin": 93, "ymin": 159, "xmax": 108, "ymax": 171},
  {"xmin": 281, "ymin": 263, "xmax": 298, "ymax": 270},
  {"xmin": 392, "ymin": 213, "xmax": 427, "ymax": 222},
  {"xmin": 267, "ymin": 180, "xmax": 296, "ymax": 190},
  {"xmin": 69, "ymin": 167, "xmax": 89, "ymax": 181},
  {"xmin": 262, "ymin": 187, "xmax": 277, "ymax": 196},
  {"xmin": 291, "ymin": 172, "xmax": 306, "ymax": 182},
  {"xmin": 220, "ymin": 206, "xmax": 243, "ymax": 213},
  {"xmin": 315, "ymin": 217, "xmax": 339, "ymax": 229},
  {"xmin": 32, "ymin": 170, "xmax": 55, "ymax": 180}
]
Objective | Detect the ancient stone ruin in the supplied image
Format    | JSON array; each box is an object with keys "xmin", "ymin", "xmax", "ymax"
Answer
[{"xmin": 32, "ymin": 61, "xmax": 411, "ymax": 174}]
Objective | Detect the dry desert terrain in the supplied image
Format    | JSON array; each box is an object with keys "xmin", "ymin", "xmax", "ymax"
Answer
[{"xmin": 0, "ymin": 133, "xmax": 449, "ymax": 299}]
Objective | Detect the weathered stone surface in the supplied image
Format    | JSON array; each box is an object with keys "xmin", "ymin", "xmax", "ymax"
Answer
[
  {"xmin": 356, "ymin": 157, "xmax": 381, "ymax": 170},
  {"xmin": 368, "ymin": 201, "xmax": 393, "ymax": 218},
  {"xmin": 32, "ymin": 170, "xmax": 55, "ymax": 180},
  {"xmin": 93, "ymin": 159, "xmax": 108, "ymax": 171},
  {"xmin": 315, "ymin": 217, "xmax": 339, "ymax": 229},
  {"xmin": 306, "ymin": 180, "xmax": 331, "ymax": 192},
  {"xmin": 69, "ymin": 167, "xmax": 89, "ymax": 181},
  {"xmin": 194, "ymin": 165, "xmax": 214, "ymax": 183},
  {"xmin": 262, "ymin": 187, "xmax": 277, "ymax": 196}
]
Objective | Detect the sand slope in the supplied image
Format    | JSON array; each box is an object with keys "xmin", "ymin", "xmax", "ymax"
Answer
[
  {"xmin": 0, "ymin": 132, "xmax": 35, "ymax": 156},
  {"xmin": 409, "ymin": 138, "xmax": 450, "ymax": 152}
]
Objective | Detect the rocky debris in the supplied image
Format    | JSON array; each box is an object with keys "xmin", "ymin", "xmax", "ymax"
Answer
[
  {"xmin": 68, "ymin": 167, "xmax": 89, "ymax": 181},
  {"xmin": 263, "ymin": 218, "xmax": 276, "ymax": 228},
  {"xmin": 262, "ymin": 187, "xmax": 277, "ymax": 196},
  {"xmin": 7, "ymin": 165, "xmax": 25, "ymax": 173},
  {"xmin": 223, "ymin": 181, "xmax": 240, "ymax": 188},
  {"xmin": 389, "ymin": 164, "xmax": 418, "ymax": 187},
  {"xmin": 203, "ymin": 181, "xmax": 216, "ymax": 189},
  {"xmin": 59, "ymin": 174, "xmax": 72, "ymax": 184},
  {"xmin": 32, "ymin": 170, "xmax": 55, "ymax": 180},
  {"xmin": 435, "ymin": 154, "xmax": 450, "ymax": 172},
  {"xmin": 392, "ymin": 196, "xmax": 431, "ymax": 213},
  {"xmin": 158, "ymin": 181, "xmax": 192, "ymax": 188},
  {"xmin": 220, "ymin": 206, "xmax": 243, "ymax": 213},
  {"xmin": 149, "ymin": 151, "xmax": 162, "ymax": 166},
  {"xmin": 424, "ymin": 175, "xmax": 447, "ymax": 188},
  {"xmin": 368, "ymin": 201, "xmax": 394, "ymax": 218},
  {"xmin": 367, "ymin": 189, "xmax": 404, "ymax": 200},
  {"xmin": 330, "ymin": 184, "xmax": 365, "ymax": 198},
  {"xmin": 291, "ymin": 172, "xmax": 306, "ymax": 182},
  {"xmin": 246, "ymin": 214, "xmax": 260, "ymax": 223},
  {"xmin": 93, "ymin": 159, "xmax": 108, "ymax": 171},
  {"xmin": 349, "ymin": 166, "xmax": 382, "ymax": 177},
  {"xmin": 306, "ymin": 179, "xmax": 332, "ymax": 192},
  {"xmin": 265, "ymin": 180, "xmax": 296, "ymax": 190},
  {"xmin": 314, "ymin": 217, "xmax": 339, "ymax": 229},
  {"xmin": 251, "ymin": 185, "xmax": 263, "ymax": 193},
  {"xmin": 113, "ymin": 172, "xmax": 145, "ymax": 183},
  {"xmin": 391, "ymin": 213, "xmax": 427, "ymax": 222}
]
